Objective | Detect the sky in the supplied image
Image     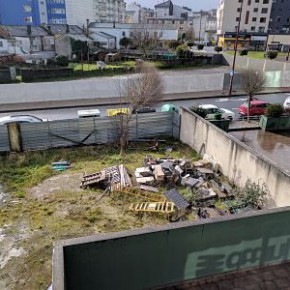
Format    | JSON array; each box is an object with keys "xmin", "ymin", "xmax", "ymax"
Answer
[{"xmin": 126, "ymin": 0, "xmax": 219, "ymax": 11}]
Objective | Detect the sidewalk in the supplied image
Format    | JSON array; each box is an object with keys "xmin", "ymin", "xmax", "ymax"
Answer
[{"xmin": 0, "ymin": 88, "xmax": 286, "ymax": 113}]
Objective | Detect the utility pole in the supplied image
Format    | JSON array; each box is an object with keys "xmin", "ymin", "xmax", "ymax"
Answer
[{"xmin": 229, "ymin": 0, "xmax": 244, "ymax": 96}]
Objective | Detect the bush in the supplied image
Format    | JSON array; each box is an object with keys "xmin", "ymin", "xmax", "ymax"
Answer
[
  {"xmin": 46, "ymin": 58, "xmax": 56, "ymax": 66},
  {"xmin": 265, "ymin": 103, "xmax": 284, "ymax": 117},
  {"xmin": 265, "ymin": 50, "xmax": 278, "ymax": 60},
  {"xmin": 214, "ymin": 46, "xmax": 223, "ymax": 53},
  {"xmin": 197, "ymin": 44, "xmax": 204, "ymax": 50},
  {"xmin": 214, "ymin": 112, "xmax": 222, "ymax": 120},
  {"xmin": 168, "ymin": 40, "xmax": 181, "ymax": 50},
  {"xmin": 54, "ymin": 55, "xmax": 69, "ymax": 67},
  {"xmin": 189, "ymin": 106, "xmax": 207, "ymax": 118},
  {"xmin": 239, "ymin": 49, "xmax": 248, "ymax": 56}
]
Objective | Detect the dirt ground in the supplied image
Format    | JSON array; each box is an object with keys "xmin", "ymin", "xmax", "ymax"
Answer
[{"xmin": 0, "ymin": 171, "xmax": 170, "ymax": 290}]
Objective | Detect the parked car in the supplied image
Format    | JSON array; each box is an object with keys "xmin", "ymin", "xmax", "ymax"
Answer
[
  {"xmin": 107, "ymin": 108, "xmax": 130, "ymax": 117},
  {"xmin": 198, "ymin": 104, "xmax": 235, "ymax": 120},
  {"xmin": 283, "ymin": 95, "xmax": 290, "ymax": 112},
  {"xmin": 239, "ymin": 100, "xmax": 270, "ymax": 116},
  {"xmin": 0, "ymin": 115, "xmax": 45, "ymax": 125},
  {"xmin": 132, "ymin": 107, "xmax": 156, "ymax": 114},
  {"xmin": 78, "ymin": 109, "xmax": 101, "ymax": 118}
]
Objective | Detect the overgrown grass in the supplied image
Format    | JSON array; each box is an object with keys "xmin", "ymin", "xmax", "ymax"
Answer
[
  {"xmin": 226, "ymin": 50, "xmax": 288, "ymax": 60},
  {"xmin": 0, "ymin": 141, "xmax": 199, "ymax": 290}
]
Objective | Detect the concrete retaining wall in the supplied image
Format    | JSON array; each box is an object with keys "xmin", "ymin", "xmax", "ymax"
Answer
[
  {"xmin": 53, "ymin": 207, "xmax": 290, "ymax": 290},
  {"xmin": 179, "ymin": 107, "xmax": 290, "ymax": 207}
]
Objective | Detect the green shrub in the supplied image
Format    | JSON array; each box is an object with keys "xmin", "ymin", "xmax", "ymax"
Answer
[
  {"xmin": 54, "ymin": 55, "xmax": 69, "ymax": 67},
  {"xmin": 265, "ymin": 103, "xmax": 284, "ymax": 117},
  {"xmin": 239, "ymin": 49, "xmax": 248, "ymax": 56},
  {"xmin": 214, "ymin": 46, "xmax": 223, "ymax": 53},
  {"xmin": 197, "ymin": 44, "xmax": 204, "ymax": 50},
  {"xmin": 214, "ymin": 112, "xmax": 222, "ymax": 120},
  {"xmin": 189, "ymin": 106, "xmax": 207, "ymax": 118},
  {"xmin": 265, "ymin": 50, "xmax": 278, "ymax": 59}
]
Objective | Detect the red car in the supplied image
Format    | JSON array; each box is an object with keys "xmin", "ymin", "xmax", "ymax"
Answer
[{"xmin": 239, "ymin": 100, "xmax": 270, "ymax": 116}]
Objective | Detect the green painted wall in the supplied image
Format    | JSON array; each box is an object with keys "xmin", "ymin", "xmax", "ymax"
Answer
[{"xmin": 59, "ymin": 209, "xmax": 290, "ymax": 290}]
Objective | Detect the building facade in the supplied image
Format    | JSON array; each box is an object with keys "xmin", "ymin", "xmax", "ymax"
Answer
[
  {"xmin": 217, "ymin": 0, "xmax": 273, "ymax": 35},
  {"xmin": 65, "ymin": 0, "xmax": 126, "ymax": 27},
  {"xmin": 0, "ymin": 0, "xmax": 66, "ymax": 25},
  {"xmin": 268, "ymin": 0, "xmax": 290, "ymax": 33}
]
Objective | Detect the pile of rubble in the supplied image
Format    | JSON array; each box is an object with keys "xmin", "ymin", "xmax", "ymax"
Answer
[{"xmin": 80, "ymin": 156, "xmax": 236, "ymax": 220}]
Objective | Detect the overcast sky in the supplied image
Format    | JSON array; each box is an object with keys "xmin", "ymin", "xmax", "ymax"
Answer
[{"xmin": 126, "ymin": 0, "xmax": 219, "ymax": 11}]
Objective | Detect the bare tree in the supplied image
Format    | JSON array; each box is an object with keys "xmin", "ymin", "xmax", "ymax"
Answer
[
  {"xmin": 131, "ymin": 23, "xmax": 159, "ymax": 59},
  {"xmin": 241, "ymin": 69, "xmax": 267, "ymax": 122},
  {"xmin": 114, "ymin": 63, "xmax": 164, "ymax": 154}
]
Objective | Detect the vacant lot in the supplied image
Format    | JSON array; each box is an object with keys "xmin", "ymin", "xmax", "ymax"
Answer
[{"xmin": 0, "ymin": 142, "xmax": 198, "ymax": 290}]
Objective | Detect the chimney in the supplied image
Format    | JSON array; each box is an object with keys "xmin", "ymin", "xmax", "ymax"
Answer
[
  {"xmin": 66, "ymin": 24, "xmax": 70, "ymax": 33},
  {"xmin": 27, "ymin": 25, "xmax": 32, "ymax": 36}
]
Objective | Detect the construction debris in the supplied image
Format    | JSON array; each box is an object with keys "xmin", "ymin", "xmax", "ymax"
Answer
[
  {"xmin": 164, "ymin": 189, "xmax": 190, "ymax": 210},
  {"xmin": 80, "ymin": 165, "xmax": 132, "ymax": 190}
]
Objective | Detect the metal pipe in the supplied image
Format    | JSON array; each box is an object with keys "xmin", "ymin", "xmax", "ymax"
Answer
[{"xmin": 229, "ymin": 0, "xmax": 244, "ymax": 96}]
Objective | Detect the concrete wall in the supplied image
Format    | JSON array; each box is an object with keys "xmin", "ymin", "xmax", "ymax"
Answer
[
  {"xmin": 0, "ymin": 69, "xmax": 226, "ymax": 105},
  {"xmin": 179, "ymin": 108, "xmax": 290, "ymax": 207},
  {"xmin": 53, "ymin": 207, "xmax": 290, "ymax": 290}
]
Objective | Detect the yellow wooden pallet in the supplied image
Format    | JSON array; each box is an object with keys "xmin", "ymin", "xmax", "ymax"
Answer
[
  {"xmin": 129, "ymin": 202, "xmax": 176, "ymax": 214},
  {"xmin": 114, "ymin": 189, "xmax": 166, "ymax": 202}
]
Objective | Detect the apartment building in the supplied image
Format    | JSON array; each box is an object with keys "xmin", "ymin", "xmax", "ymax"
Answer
[
  {"xmin": 125, "ymin": 3, "xmax": 155, "ymax": 24},
  {"xmin": 65, "ymin": 0, "xmax": 126, "ymax": 27},
  {"xmin": 0, "ymin": 0, "xmax": 66, "ymax": 26},
  {"xmin": 217, "ymin": 0, "xmax": 273, "ymax": 34},
  {"xmin": 269, "ymin": 0, "xmax": 290, "ymax": 33}
]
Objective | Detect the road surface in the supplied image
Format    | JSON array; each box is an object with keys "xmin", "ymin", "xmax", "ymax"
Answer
[{"xmin": 0, "ymin": 93, "xmax": 288, "ymax": 121}]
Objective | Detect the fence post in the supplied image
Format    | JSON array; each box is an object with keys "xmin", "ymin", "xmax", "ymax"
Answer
[
  {"xmin": 135, "ymin": 113, "xmax": 139, "ymax": 139},
  {"xmin": 7, "ymin": 122, "xmax": 23, "ymax": 152}
]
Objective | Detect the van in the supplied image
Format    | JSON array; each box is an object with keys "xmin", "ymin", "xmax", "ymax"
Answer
[
  {"xmin": 239, "ymin": 100, "xmax": 269, "ymax": 116},
  {"xmin": 78, "ymin": 109, "xmax": 101, "ymax": 118}
]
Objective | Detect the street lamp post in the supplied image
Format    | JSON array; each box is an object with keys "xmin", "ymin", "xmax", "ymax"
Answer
[
  {"xmin": 229, "ymin": 0, "xmax": 244, "ymax": 96},
  {"xmin": 199, "ymin": 10, "xmax": 203, "ymax": 45}
]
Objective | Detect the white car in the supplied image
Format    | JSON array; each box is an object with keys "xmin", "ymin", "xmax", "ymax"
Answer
[
  {"xmin": 198, "ymin": 104, "xmax": 235, "ymax": 120},
  {"xmin": 0, "ymin": 115, "xmax": 45, "ymax": 125},
  {"xmin": 283, "ymin": 95, "xmax": 290, "ymax": 112}
]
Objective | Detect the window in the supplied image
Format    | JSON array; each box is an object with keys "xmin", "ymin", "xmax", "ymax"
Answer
[
  {"xmin": 261, "ymin": 8, "xmax": 268, "ymax": 13},
  {"xmin": 277, "ymin": 17, "xmax": 281, "ymax": 22},
  {"xmin": 245, "ymin": 11, "xmax": 250, "ymax": 24},
  {"xmin": 247, "ymin": 0, "xmax": 251, "ymax": 5},
  {"xmin": 252, "ymin": 17, "xmax": 257, "ymax": 21},
  {"xmin": 255, "ymin": 0, "xmax": 259, "ymax": 2},
  {"xmin": 24, "ymin": 16, "xmax": 33, "ymax": 23},
  {"xmin": 237, "ymin": 8, "xmax": 241, "ymax": 12},
  {"xmin": 260, "ymin": 17, "xmax": 266, "ymax": 23},
  {"xmin": 23, "ymin": 5, "xmax": 32, "ymax": 12},
  {"xmin": 122, "ymin": 31, "xmax": 125, "ymax": 36},
  {"xmin": 236, "ymin": 17, "xmax": 240, "ymax": 21},
  {"xmin": 263, "ymin": 0, "xmax": 269, "ymax": 3},
  {"xmin": 0, "ymin": 41, "xmax": 3, "ymax": 47},
  {"xmin": 253, "ymin": 8, "xmax": 258, "ymax": 12},
  {"xmin": 251, "ymin": 26, "xmax": 255, "ymax": 31}
]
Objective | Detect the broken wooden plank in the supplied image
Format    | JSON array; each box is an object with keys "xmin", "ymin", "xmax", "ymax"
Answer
[
  {"xmin": 138, "ymin": 185, "xmax": 159, "ymax": 193},
  {"xmin": 153, "ymin": 165, "xmax": 165, "ymax": 182}
]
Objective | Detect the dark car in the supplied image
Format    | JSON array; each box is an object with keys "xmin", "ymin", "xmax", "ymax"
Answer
[{"xmin": 132, "ymin": 107, "xmax": 156, "ymax": 114}]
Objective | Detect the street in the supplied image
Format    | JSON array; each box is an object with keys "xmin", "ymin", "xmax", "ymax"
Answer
[{"xmin": 0, "ymin": 93, "xmax": 288, "ymax": 121}]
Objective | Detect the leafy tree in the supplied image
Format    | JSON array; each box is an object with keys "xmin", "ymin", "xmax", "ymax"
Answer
[
  {"xmin": 119, "ymin": 37, "xmax": 132, "ymax": 49},
  {"xmin": 241, "ymin": 69, "xmax": 267, "ymax": 122}
]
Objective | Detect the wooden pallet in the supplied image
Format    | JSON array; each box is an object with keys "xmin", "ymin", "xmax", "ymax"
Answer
[
  {"xmin": 129, "ymin": 202, "xmax": 176, "ymax": 214},
  {"xmin": 114, "ymin": 189, "xmax": 166, "ymax": 202}
]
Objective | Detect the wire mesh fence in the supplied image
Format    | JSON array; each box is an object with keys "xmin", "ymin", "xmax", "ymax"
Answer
[{"xmin": 0, "ymin": 112, "xmax": 178, "ymax": 153}]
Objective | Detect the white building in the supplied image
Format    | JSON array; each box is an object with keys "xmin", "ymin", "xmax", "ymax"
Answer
[
  {"xmin": 89, "ymin": 22, "xmax": 178, "ymax": 49},
  {"xmin": 66, "ymin": 0, "xmax": 126, "ymax": 27},
  {"xmin": 217, "ymin": 0, "xmax": 273, "ymax": 35},
  {"xmin": 125, "ymin": 3, "xmax": 155, "ymax": 24},
  {"xmin": 154, "ymin": 1, "xmax": 191, "ymax": 20},
  {"xmin": 193, "ymin": 12, "xmax": 217, "ymax": 44}
]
